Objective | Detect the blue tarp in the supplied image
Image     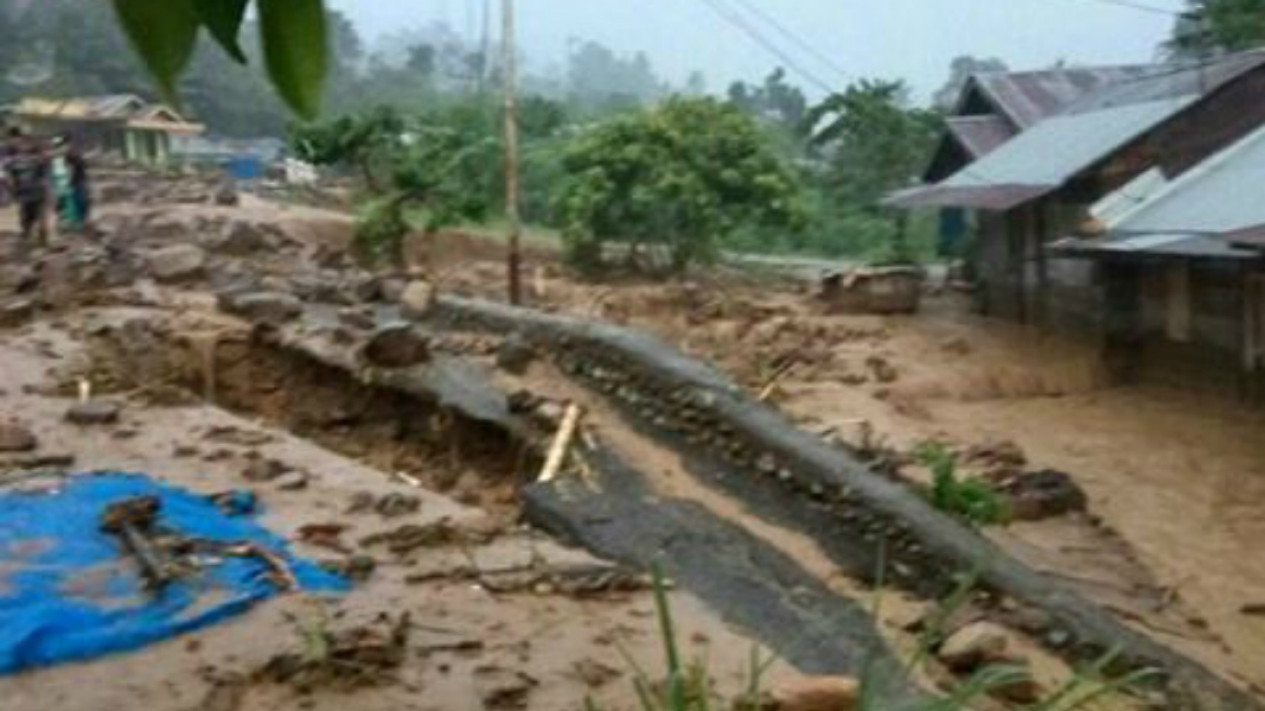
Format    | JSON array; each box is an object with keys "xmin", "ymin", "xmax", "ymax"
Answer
[{"xmin": 0, "ymin": 473, "xmax": 346, "ymax": 674}]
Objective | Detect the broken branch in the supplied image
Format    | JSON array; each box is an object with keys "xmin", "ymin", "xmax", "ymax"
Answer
[{"xmin": 539, "ymin": 403, "xmax": 582, "ymax": 484}]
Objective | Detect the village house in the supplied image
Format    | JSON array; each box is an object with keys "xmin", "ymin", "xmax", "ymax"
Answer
[
  {"xmin": 10, "ymin": 94, "xmax": 204, "ymax": 166},
  {"xmin": 889, "ymin": 50, "xmax": 1265, "ymax": 400}
]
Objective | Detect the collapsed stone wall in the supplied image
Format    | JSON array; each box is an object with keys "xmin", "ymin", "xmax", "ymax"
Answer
[{"xmin": 429, "ymin": 295, "xmax": 1261, "ymax": 711}]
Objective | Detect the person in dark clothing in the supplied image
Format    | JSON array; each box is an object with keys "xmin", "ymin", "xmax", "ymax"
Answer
[
  {"xmin": 0, "ymin": 127, "xmax": 21, "ymax": 208},
  {"xmin": 6, "ymin": 136, "xmax": 50, "ymax": 253}
]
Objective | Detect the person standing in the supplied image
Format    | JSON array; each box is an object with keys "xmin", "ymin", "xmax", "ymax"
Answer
[
  {"xmin": 66, "ymin": 137, "xmax": 91, "ymax": 232},
  {"xmin": 5, "ymin": 134, "xmax": 51, "ymax": 256}
]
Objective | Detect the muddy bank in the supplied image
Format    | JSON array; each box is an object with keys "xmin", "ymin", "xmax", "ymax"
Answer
[{"xmin": 427, "ymin": 294, "xmax": 1261, "ymax": 711}]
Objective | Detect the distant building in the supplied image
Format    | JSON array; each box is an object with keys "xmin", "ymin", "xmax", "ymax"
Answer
[
  {"xmin": 170, "ymin": 135, "xmax": 286, "ymax": 180},
  {"xmin": 12, "ymin": 94, "xmax": 204, "ymax": 165},
  {"xmin": 888, "ymin": 50, "xmax": 1265, "ymax": 401}
]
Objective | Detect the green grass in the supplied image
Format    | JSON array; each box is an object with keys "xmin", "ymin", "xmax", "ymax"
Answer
[
  {"xmin": 590, "ymin": 564, "xmax": 1157, "ymax": 711},
  {"xmin": 915, "ymin": 443, "xmax": 1012, "ymax": 527}
]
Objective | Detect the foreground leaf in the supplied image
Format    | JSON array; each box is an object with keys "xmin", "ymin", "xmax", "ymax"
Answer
[
  {"xmin": 258, "ymin": 0, "xmax": 328, "ymax": 118},
  {"xmin": 112, "ymin": 0, "xmax": 200, "ymax": 99},
  {"xmin": 195, "ymin": 0, "xmax": 250, "ymax": 63}
]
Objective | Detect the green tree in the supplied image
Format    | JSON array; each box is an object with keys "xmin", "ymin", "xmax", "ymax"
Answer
[
  {"xmin": 556, "ymin": 96, "xmax": 801, "ymax": 273},
  {"xmin": 932, "ymin": 55, "xmax": 1008, "ymax": 111},
  {"xmin": 1169, "ymin": 0, "xmax": 1265, "ymax": 55},
  {"xmin": 727, "ymin": 68, "xmax": 808, "ymax": 135},
  {"xmin": 291, "ymin": 106, "xmax": 407, "ymax": 193}
]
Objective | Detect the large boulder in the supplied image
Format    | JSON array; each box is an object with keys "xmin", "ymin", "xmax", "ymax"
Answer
[
  {"xmin": 210, "ymin": 220, "xmax": 271, "ymax": 256},
  {"xmin": 146, "ymin": 244, "xmax": 206, "ymax": 283},
  {"xmin": 0, "ymin": 420, "xmax": 38, "ymax": 452},
  {"xmin": 361, "ymin": 324, "xmax": 431, "ymax": 369},
  {"xmin": 219, "ymin": 291, "xmax": 302, "ymax": 325},
  {"xmin": 399, "ymin": 279, "xmax": 437, "ymax": 319}
]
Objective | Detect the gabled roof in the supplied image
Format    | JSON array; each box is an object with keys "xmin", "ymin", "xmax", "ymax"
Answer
[
  {"xmin": 944, "ymin": 115, "xmax": 1014, "ymax": 159},
  {"xmin": 15, "ymin": 94, "xmax": 203, "ymax": 134},
  {"xmin": 890, "ymin": 50, "xmax": 1265, "ymax": 211},
  {"xmin": 966, "ymin": 64, "xmax": 1156, "ymax": 128}
]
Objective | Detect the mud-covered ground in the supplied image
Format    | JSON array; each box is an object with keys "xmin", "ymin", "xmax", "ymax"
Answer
[{"xmin": 0, "ymin": 172, "xmax": 1260, "ymax": 708}]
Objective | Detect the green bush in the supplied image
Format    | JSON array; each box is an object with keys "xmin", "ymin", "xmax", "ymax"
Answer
[{"xmin": 916, "ymin": 443, "xmax": 1011, "ymax": 526}]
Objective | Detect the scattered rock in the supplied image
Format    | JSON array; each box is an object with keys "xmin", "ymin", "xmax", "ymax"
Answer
[
  {"xmin": 990, "ymin": 670, "xmax": 1043, "ymax": 705},
  {"xmin": 376, "ymin": 492, "xmax": 422, "ymax": 517},
  {"xmin": 965, "ymin": 439, "xmax": 1027, "ymax": 480},
  {"xmin": 219, "ymin": 291, "xmax": 302, "ymax": 325},
  {"xmin": 323, "ymin": 554, "xmax": 377, "ymax": 582},
  {"xmin": 361, "ymin": 324, "xmax": 431, "ymax": 369},
  {"xmin": 936, "ymin": 621, "xmax": 1015, "ymax": 672},
  {"xmin": 475, "ymin": 666, "xmax": 538, "ymax": 709},
  {"xmin": 571, "ymin": 659, "xmax": 622, "ymax": 688},
  {"xmin": 1006, "ymin": 469, "xmax": 1088, "ymax": 521},
  {"xmin": 770, "ymin": 676, "xmax": 860, "ymax": 711},
  {"xmin": 0, "ymin": 299, "xmax": 35, "ymax": 328},
  {"xmin": 0, "ymin": 420, "xmax": 38, "ymax": 453},
  {"xmin": 378, "ymin": 277, "xmax": 409, "ymax": 304},
  {"xmin": 65, "ymin": 399, "xmax": 122, "ymax": 426},
  {"xmin": 399, "ymin": 279, "xmax": 437, "ymax": 320},
  {"xmin": 146, "ymin": 244, "xmax": 206, "ymax": 283},
  {"xmin": 241, "ymin": 456, "xmax": 288, "ymax": 482},
  {"xmin": 298, "ymin": 523, "xmax": 351, "ymax": 553},
  {"xmin": 211, "ymin": 220, "xmax": 269, "ymax": 256},
  {"xmin": 275, "ymin": 470, "xmax": 311, "ymax": 491},
  {"xmin": 495, "ymin": 333, "xmax": 536, "ymax": 375},
  {"xmin": 337, "ymin": 307, "xmax": 376, "ymax": 330},
  {"xmin": 1241, "ymin": 603, "xmax": 1265, "ymax": 617},
  {"xmin": 865, "ymin": 356, "xmax": 899, "ymax": 384},
  {"xmin": 940, "ymin": 336, "xmax": 972, "ymax": 356},
  {"xmin": 214, "ymin": 182, "xmax": 240, "ymax": 207}
]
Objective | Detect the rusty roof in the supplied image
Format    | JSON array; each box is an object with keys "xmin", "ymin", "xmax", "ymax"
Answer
[
  {"xmin": 968, "ymin": 65, "xmax": 1156, "ymax": 128},
  {"xmin": 944, "ymin": 116, "xmax": 1014, "ymax": 158}
]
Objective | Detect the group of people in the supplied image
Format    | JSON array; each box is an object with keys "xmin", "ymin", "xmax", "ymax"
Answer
[{"xmin": 1, "ymin": 127, "xmax": 91, "ymax": 256}]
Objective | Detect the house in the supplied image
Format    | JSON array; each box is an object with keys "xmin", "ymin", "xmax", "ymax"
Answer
[
  {"xmin": 170, "ymin": 135, "xmax": 287, "ymax": 179},
  {"xmin": 889, "ymin": 50, "xmax": 1265, "ymax": 334},
  {"xmin": 13, "ymin": 94, "xmax": 204, "ymax": 165},
  {"xmin": 1050, "ymin": 123, "xmax": 1265, "ymax": 399}
]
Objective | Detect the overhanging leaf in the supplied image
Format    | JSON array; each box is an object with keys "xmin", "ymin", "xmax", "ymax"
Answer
[
  {"xmin": 112, "ymin": 0, "xmax": 200, "ymax": 99},
  {"xmin": 258, "ymin": 0, "xmax": 328, "ymax": 119},
  {"xmin": 194, "ymin": 0, "xmax": 250, "ymax": 64}
]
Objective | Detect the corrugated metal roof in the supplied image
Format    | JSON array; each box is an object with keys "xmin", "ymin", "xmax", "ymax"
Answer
[
  {"xmin": 895, "ymin": 51, "xmax": 1265, "ymax": 211},
  {"xmin": 1051, "ymin": 232, "xmax": 1259, "ymax": 260},
  {"xmin": 972, "ymin": 64, "xmax": 1156, "ymax": 128},
  {"xmin": 945, "ymin": 116, "xmax": 1014, "ymax": 158},
  {"xmin": 1112, "ymin": 121, "xmax": 1265, "ymax": 234}
]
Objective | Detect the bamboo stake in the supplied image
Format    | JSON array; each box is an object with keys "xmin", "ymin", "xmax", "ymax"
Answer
[{"xmin": 539, "ymin": 403, "xmax": 582, "ymax": 483}]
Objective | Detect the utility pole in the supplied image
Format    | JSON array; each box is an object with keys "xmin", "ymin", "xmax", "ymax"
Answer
[
  {"xmin": 476, "ymin": 0, "xmax": 491, "ymax": 95},
  {"xmin": 502, "ymin": 0, "xmax": 523, "ymax": 305}
]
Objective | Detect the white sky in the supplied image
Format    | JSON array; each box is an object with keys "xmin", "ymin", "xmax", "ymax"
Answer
[{"xmin": 327, "ymin": 0, "xmax": 1186, "ymax": 101}]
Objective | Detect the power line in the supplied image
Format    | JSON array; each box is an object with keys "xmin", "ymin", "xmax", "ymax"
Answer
[
  {"xmin": 1065, "ymin": 0, "xmax": 1182, "ymax": 16},
  {"xmin": 724, "ymin": 0, "xmax": 852, "ymax": 82},
  {"xmin": 695, "ymin": 0, "xmax": 839, "ymax": 94}
]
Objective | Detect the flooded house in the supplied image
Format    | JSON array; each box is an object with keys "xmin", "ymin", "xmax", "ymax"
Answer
[
  {"xmin": 889, "ymin": 50, "xmax": 1265, "ymax": 399},
  {"xmin": 12, "ymin": 94, "xmax": 204, "ymax": 165}
]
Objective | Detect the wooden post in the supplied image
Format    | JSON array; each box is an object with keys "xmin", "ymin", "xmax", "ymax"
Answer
[{"xmin": 502, "ymin": 0, "xmax": 523, "ymax": 306}]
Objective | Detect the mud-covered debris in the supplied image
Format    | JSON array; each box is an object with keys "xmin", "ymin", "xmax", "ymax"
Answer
[
  {"xmin": 359, "ymin": 518, "xmax": 468, "ymax": 555},
  {"xmin": 146, "ymin": 244, "xmax": 206, "ymax": 283},
  {"xmin": 475, "ymin": 665, "xmax": 538, "ymax": 710},
  {"xmin": 0, "ymin": 419, "xmax": 38, "ymax": 453},
  {"xmin": 0, "ymin": 298, "xmax": 35, "ymax": 328},
  {"xmin": 361, "ymin": 324, "xmax": 431, "ymax": 369},
  {"xmin": 940, "ymin": 336, "xmax": 972, "ymax": 356},
  {"xmin": 337, "ymin": 307, "xmax": 376, "ymax": 331},
  {"xmin": 219, "ymin": 291, "xmax": 302, "ymax": 325},
  {"xmin": 65, "ymin": 399, "xmax": 123, "ymax": 426},
  {"xmin": 399, "ymin": 279, "xmax": 437, "ymax": 320},
  {"xmin": 214, "ymin": 182, "xmax": 240, "ymax": 207},
  {"xmin": 259, "ymin": 611, "xmax": 411, "ymax": 692},
  {"xmin": 1005, "ymin": 470, "xmax": 1087, "ymax": 521},
  {"xmin": 241, "ymin": 455, "xmax": 289, "ymax": 482},
  {"xmin": 210, "ymin": 220, "xmax": 269, "ymax": 256},
  {"xmin": 298, "ymin": 523, "xmax": 352, "ymax": 553},
  {"xmin": 495, "ymin": 332, "xmax": 536, "ymax": 375},
  {"xmin": 323, "ymin": 554, "xmax": 377, "ymax": 582},
  {"xmin": 571, "ymin": 659, "xmax": 622, "ymax": 688},
  {"xmin": 203, "ymin": 425, "xmax": 275, "ymax": 447},
  {"xmin": 767, "ymin": 676, "xmax": 860, "ymax": 711},
  {"xmin": 936, "ymin": 621, "xmax": 1017, "ymax": 672},
  {"xmin": 275, "ymin": 470, "xmax": 311, "ymax": 491},
  {"xmin": 990, "ymin": 669, "xmax": 1043, "ymax": 705},
  {"xmin": 865, "ymin": 356, "xmax": 899, "ymax": 384},
  {"xmin": 1240, "ymin": 603, "xmax": 1265, "ymax": 617},
  {"xmin": 965, "ymin": 439, "xmax": 1027, "ymax": 480},
  {"xmin": 346, "ymin": 491, "xmax": 420, "ymax": 517}
]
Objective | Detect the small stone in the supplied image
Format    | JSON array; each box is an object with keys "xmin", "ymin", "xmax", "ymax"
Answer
[
  {"xmin": 214, "ymin": 182, "xmax": 240, "ymax": 207},
  {"xmin": 1006, "ymin": 469, "xmax": 1088, "ymax": 521},
  {"xmin": 146, "ymin": 244, "xmax": 206, "ymax": 283},
  {"xmin": 379, "ymin": 277, "xmax": 408, "ymax": 304},
  {"xmin": 937, "ymin": 621, "xmax": 1014, "ymax": 672},
  {"xmin": 399, "ymin": 279, "xmax": 437, "ymax": 320},
  {"xmin": 219, "ymin": 291, "xmax": 302, "ymax": 325},
  {"xmin": 990, "ymin": 670, "xmax": 1043, "ymax": 705},
  {"xmin": 173, "ymin": 445, "xmax": 200, "ymax": 458},
  {"xmin": 241, "ymin": 457, "xmax": 288, "ymax": 482},
  {"xmin": 337, "ymin": 307, "xmax": 376, "ymax": 330},
  {"xmin": 495, "ymin": 333, "xmax": 535, "ymax": 375},
  {"xmin": 771, "ymin": 676, "xmax": 860, "ymax": 711},
  {"xmin": 65, "ymin": 400, "xmax": 122, "ymax": 426},
  {"xmin": 275, "ymin": 470, "xmax": 310, "ymax": 491},
  {"xmin": 361, "ymin": 324, "xmax": 431, "ymax": 369},
  {"xmin": 0, "ymin": 299, "xmax": 35, "ymax": 328},
  {"xmin": 0, "ymin": 420, "xmax": 38, "ymax": 452}
]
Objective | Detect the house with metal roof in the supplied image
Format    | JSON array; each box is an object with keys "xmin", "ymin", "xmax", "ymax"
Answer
[
  {"xmin": 889, "ymin": 50, "xmax": 1265, "ymax": 337},
  {"xmin": 12, "ymin": 94, "xmax": 204, "ymax": 166}
]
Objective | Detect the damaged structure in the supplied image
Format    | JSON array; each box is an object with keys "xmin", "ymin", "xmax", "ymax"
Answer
[
  {"xmin": 890, "ymin": 50, "xmax": 1265, "ymax": 399},
  {"xmin": 12, "ymin": 94, "xmax": 205, "ymax": 165}
]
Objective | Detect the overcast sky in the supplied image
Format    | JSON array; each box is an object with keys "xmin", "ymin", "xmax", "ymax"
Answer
[{"xmin": 326, "ymin": 0, "xmax": 1185, "ymax": 101}]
